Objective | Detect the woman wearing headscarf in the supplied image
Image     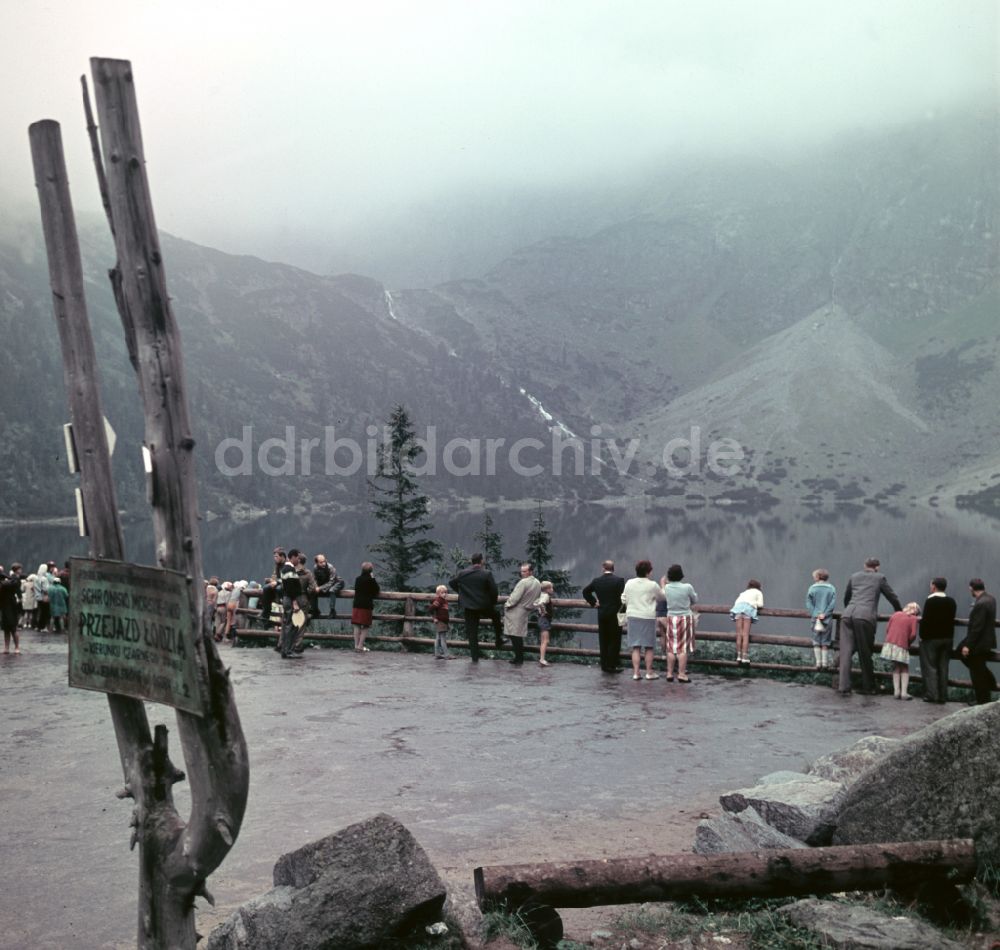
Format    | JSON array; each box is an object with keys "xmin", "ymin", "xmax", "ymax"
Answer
[
  {"xmin": 21, "ymin": 573, "xmax": 37, "ymax": 629},
  {"xmin": 33, "ymin": 564, "xmax": 51, "ymax": 632}
]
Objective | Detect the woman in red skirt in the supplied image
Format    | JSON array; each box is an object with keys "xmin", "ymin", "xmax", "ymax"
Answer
[{"xmin": 351, "ymin": 562, "xmax": 380, "ymax": 653}]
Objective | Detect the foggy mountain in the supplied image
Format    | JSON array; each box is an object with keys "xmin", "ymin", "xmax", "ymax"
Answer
[
  {"xmin": 393, "ymin": 107, "xmax": 1000, "ymax": 514},
  {"xmin": 1, "ymin": 107, "xmax": 996, "ymax": 521},
  {"xmin": 0, "ymin": 223, "xmax": 599, "ymax": 521}
]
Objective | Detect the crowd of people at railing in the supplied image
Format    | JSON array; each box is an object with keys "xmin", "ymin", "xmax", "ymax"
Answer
[
  {"xmin": 3, "ymin": 549, "xmax": 996, "ymax": 707},
  {"xmin": 196, "ymin": 548, "xmax": 997, "ymax": 707}
]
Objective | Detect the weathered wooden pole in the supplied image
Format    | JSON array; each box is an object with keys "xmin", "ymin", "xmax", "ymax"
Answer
[
  {"xmin": 29, "ymin": 116, "xmax": 164, "ymax": 940},
  {"xmin": 474, "ymin": 838, "xmax": 977, "ymax": 909},
  {"xmin": 86, "ymin": 57, "xmax": 249, "ymax": 948}
]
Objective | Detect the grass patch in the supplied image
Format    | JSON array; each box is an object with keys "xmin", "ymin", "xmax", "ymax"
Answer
[
  {"xmin": 611, "ymin": 898, "xmax": 826, "ymax": 948},
  {"xmin": 481, "ymin": 908, "xmax": 540, "ymax": 947}
]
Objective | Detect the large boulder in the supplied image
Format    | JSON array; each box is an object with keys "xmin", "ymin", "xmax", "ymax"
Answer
[
  {"xmin": 833, "ymin": 703, "xmax": 1000, "ymax": 860},
  {"xmin": 807, "ymin": 736, "xmax": 901, "ymax": 785},
  {"xmin": 206, "ymin": 813, "xmax": 447, "ymax": 950},
  {"xmin": 779, "ymin": 898, "xmax": 965, "ymax": 949},
  {"xmin": 719, "ymin": 771, "xmax": 846, "ymax": 846},
  {"xmin": 694, "ymin": 805, "xmax": 808, "ymax": 854}
]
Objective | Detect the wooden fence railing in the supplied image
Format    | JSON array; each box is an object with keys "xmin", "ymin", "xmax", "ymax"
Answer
[{"xmin": 229, "ymin": 589, "xmax": 997, "ymax": 692}]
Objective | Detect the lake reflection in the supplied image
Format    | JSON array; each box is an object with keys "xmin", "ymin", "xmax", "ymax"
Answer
[{"xmin": 3, "ymin": 503, "xmax": 996, "ymax": 627}]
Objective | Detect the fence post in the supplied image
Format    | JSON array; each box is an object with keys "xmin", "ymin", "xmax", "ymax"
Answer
[{"xmin": 402, "ymin": 596, "xmax": 417, "ymax": 650}]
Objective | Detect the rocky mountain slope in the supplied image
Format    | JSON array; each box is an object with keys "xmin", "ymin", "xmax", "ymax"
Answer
[
  {"xmin": 0, "ymin": 220, "xmax": 590, "ymax": 521},
  {"xmin": 392, "ymin": 107, "xmax": 999, "ymax": 512},
  {"xmin": 2, "ymin": 106, "xmax": 996, "ymax": 520}
]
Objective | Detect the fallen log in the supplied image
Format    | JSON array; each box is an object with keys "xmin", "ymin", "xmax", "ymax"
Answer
[{"xmin": 474, "ymin": 838, "xmax": 975, "ymax": 909}]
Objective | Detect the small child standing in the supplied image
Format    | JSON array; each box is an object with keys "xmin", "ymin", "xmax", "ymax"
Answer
[
  {"xmin": 880, "ymin": 602, "xmax": 921, "ymax": 699},
  {"xmin": 430, "ymin": 585, "xmax": 451, "ymax": 659},
  {"xmin": 730, "ymin": 579, "xmax": 764, "ymax": 665},
  {"xmin": 536, "ymin": 580, "xmax": 554, "ymax": 666},
  {"xmin": 806, "ymin": 569, "xmax": 837, "ymax": 671}
]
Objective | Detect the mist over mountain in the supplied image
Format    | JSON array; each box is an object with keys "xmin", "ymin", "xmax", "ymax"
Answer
[
  {"xmin": 0, "ymin": 222, "xmax": 605, "ymax": 521},
  {"xmin": 393, "ymin": 107, "xmax": 1000, "ymax": 513},
  {"xmin": 1, "ymin": 107, "xmax": 996, "ymax": 522}
]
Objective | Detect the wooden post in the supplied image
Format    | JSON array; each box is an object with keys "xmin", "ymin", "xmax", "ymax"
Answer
[
  {"xmin": 474, "ymin": 839, "xmax": 977, "ymax": 910},
  {"xmin": 84, "ymin": 58, "xmax": 249, "ymax": 949},
  {"xmin": 402, "ymin": 595, "xmax": 416, "ymax": 648},
  {"xmin": 29, "ymin": 116, "xmax": 166, "ymax": 943}
]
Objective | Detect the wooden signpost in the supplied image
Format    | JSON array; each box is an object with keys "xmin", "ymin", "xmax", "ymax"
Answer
[{"xmin": 30, "ymin": 59, "xmax": 249, "ymax": 950}]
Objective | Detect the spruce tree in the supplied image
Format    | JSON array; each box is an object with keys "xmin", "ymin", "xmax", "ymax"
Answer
[
  {"xmin": 434, "ymin": 544, "xmax": 469, "ymax": 583},
  {"xmin": 475, "ymin": 512, "xmax": 515, "ymax": 595},
  {"xmin": 368, "ymin": 405, "xmax": 441, "ymax": 591},
  {"xmin": 523, "ymin": 504, "xmax": 575, "ymax": 597}
]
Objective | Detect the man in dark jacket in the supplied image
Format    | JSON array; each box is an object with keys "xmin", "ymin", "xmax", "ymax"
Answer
[
  {"xmin": 449, "ymin": 553, "xmax": 501, "ymax": 663},
  {"xmin": 918, "ymin": 577, "xmax": 957, "ymax": 704},
  {"xmin": 312, "ymin": 554, "xmax": 345, "ymax": 619},
  {"xmin": 278, "ymin": 549, "xmax": 307, "ymax": 659},
  {"xmin": 959, "ymin": 578, "xmax": 997, "ymax": 705},
  {"xmin": 259, "ymin": 547, "xmax": 285, "ymax": 632},
  {"xmin": 582, "ymin": 560, "xmax": 625, "ymax": 673},
  {"xmin": 839, "ymin": 557, "xmax": 902, "ymax": 695}
]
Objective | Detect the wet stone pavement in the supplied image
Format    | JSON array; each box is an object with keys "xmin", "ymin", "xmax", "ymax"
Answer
[{"xmin": 0, "ymin": 631, "xmax": 953, "ymax": 949}]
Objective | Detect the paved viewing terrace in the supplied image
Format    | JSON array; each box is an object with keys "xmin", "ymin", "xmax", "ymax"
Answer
[{"xmin": 0, "ymin": 630, "xmax": 956, "ymax": 948}]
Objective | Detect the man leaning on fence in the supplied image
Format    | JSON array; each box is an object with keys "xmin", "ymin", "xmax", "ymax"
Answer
[
  {"xmin": 918, "ymin": 577, "xmax": 957, "ymax": 704},
  {"xmin": 839, "ymin": 557, "xmax": 902, "ymax": 696},
  {"xmin": 450, "ymin": 553, "xmax": 501, "ymax": 663}
]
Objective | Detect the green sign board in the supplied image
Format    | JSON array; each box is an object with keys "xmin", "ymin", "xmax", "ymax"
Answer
[{"xmin": 68, "ymin": 557, "xmax": 206, "ymax": 716}]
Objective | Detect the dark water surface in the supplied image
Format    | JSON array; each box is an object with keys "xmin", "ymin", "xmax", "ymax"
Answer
[{"xmin": 4, "ymin": 502, "xmax": 996, "ymax": 621}]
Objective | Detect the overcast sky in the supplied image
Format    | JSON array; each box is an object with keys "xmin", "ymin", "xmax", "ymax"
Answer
[{"xmin": 3, "ymin": 0, "xmax": 997, "ymax": 267}]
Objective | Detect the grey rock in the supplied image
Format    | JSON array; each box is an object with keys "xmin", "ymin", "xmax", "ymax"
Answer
[
  {"xmin": 807, "ymin": 736, "xmax": 901, "ymax": 785},
  {"xmin": 720, "ymin": 771, "xmax": 845, "ymax": 845},
  {"xmin": 206, "ymin": 813, "xmax": 447, "ymax": 950},
  {"xmin": 833, "ymin": 703, "xmax": 1000, "ymax": 860},
  {"xmin": 694, "ymin": 805, "xmax": 808, "ymax": 854},
  {"xmin": 779, "ymin": 897, "xmax": 965, "ymax": 949}
]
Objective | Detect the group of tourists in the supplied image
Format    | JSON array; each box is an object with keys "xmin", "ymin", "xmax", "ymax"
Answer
[
  {"xmin": 425, "ymin": 553, "xmax": 999, "ymax": 705},
  {"xmin": 221, "ymin": 547, "xmax": 376, "ymax": 660},
  {"xmin": 0, "ymin": 561, "xmax": 71, "ymax": 655},
  {"xmin": 447, "ymin": 554, "xmax": 556, "ymax": 664},
  {"xmin": 814, "ymin": 557, "xmax": 998, "ymax": 706},
  {"xmin": 6, "ymin": 545, "xmax": 994, "ymax": 708}
]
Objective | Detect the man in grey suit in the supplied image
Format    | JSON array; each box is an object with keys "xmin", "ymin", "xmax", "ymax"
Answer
[{"xmin": 839, "ymin": 557, "xmax": 902, "ymax": 695}]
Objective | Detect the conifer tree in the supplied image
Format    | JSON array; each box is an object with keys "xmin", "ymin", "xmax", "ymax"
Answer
[
  {"xmin": 434, "ymin": 544, "xmax": 469, "ymax": 583},
  {"xmin": 523, "ymin": 504, "xmax": 575, "ymax": 597},
  {"xmin": 475, "ymin": 512, "xmax": 515, "ymax": 595},
  {"xmin": 368, "ymin": 405, "xmax": 441, "ymax": 591}
]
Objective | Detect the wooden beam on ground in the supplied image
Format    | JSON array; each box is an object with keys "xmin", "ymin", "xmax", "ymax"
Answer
[{"xmin": 474, "ymin": 839, "xmax": 976, "ymax": 910}]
